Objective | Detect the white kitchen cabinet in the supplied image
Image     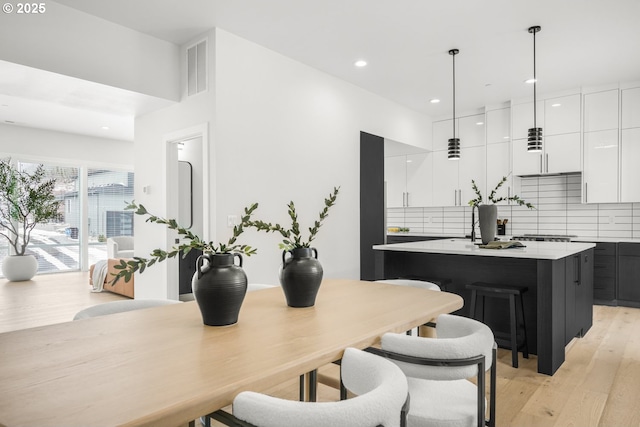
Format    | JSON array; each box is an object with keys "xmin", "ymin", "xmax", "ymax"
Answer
[
  {"xmin": 431, "ymin": 146, "xmax": 485, "ymax": 207},
  {"xmin": 432, "ymin": 150, "xmax": 460, "ymax": 206},
  {"xmin": 512, "ymin": 101, "xmax": 544, "ymax": 140},
  {"xmin": 459, "ymin": 145, "xmax": 486, "ymax": 205},
  {"xmin": 385, "ymin": 155, "xmax": 407, "ymax": 208},
  {"xmin": 458, "ymin": 114, "xmax": 486, "ymax": 148},
  {"xmin": 432, "ymin": 119, "xmax": 457, "ymax": 152},
  {"xmin": 513, "ymin": 95, "xmax": 580, "ymax": 138},
  {"xmin": 486, "ymin": 108, "xmax": 510, "ymax": 144},
  {"xmin": 545, "ymin": 94, "xmax": 581, "ymax": 135},
  {"xmin": 621, "ymin": 128, "xmax": 640, "ymax": 202},
  {"xmin": 512, "ymin": 95, "xmax": 581, "ymax": 176},
  {"xmin": 584, "ymin": 90, "xmax": 619, "ymax": 132},
  {"xmin": 545, "ymin": 134, "xmax": 581, "ymax": 174},
  {"xmin": 512, "ymin": 139, "xmax": 542, "ymax": 175},
  {"xmin": 621, "ymin": 87, "xmax": 640, "ymax": 129},
  {"xmin": 513, "ymin": 134, "xmax": 581, "ymax": 176},
  {"xmin": 486, "ymin": 140, "xmax": 511, "ymax": 199},
  {"xmin": 433, "ymin": 114, "xmax": 484, "ymax": 152},
  {"xmin": 406, "ymin": 152, "xmax": 432, "ymax": 206},
  {"xmin": 583, "ymin": 130, "xmax": 619, "ymax": 203},
  {"xmin": 385, "ymin": 153, "xmax": 432, "ymax": 207}
]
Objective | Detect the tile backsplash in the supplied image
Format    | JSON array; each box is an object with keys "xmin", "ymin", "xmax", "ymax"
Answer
[{"xmin": 387, "ymin": 174, "xmax": 640, "ymax": 239}]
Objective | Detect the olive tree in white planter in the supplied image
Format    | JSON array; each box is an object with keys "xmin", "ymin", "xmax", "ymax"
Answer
[{"xmin": 0, "ymin": 159, "xmax": 60, "ymax": 281}]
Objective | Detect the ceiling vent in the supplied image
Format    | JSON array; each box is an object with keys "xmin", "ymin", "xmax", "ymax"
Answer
[{"xmin": 187, "ymin": 39, "xmax": 207, "ymax": 96}]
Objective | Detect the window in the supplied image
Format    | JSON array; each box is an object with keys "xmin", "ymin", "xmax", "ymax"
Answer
[
  {"xmin": 14, "ymin": 162, "xmax": 80, "ymax": 274},
  {"xmin": 0, "ymin": 163, "xmax": 134, "ymax": 277},
  {"xmin": 87, "ymin": 169, "xmax": 134, "ymax": 266}
]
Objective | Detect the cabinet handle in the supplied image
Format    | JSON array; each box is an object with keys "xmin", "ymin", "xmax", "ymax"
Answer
[
  {"xmin": 539, "ymin": 154, "xmax": 543, "ymax": 174},
  {"xmin": 406, "ymin": 192, "xmax": 409, "ymax": 207},
  {"xmin": 545, "ymin": 154, "xmax": 549, "ymax": 173},
  {"xmin": 454, "ymin": 190, "xmax": 457, "ymax": 206},
  {"xmin": 584, "ymin": 183, "xmax": 588, "ymax": 203}
]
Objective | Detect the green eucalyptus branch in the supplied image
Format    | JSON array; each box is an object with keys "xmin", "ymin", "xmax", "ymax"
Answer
[
  {"xmin": 249, "ymin": 186, "xmax": 340, "ymax": 250},
  {"xmin": 111, "ymin": 201, "xmax": 259, "ymax": 284},
  {"xmin": 468, "ymin": 176, "xmax": 535, "ymax": 209}
]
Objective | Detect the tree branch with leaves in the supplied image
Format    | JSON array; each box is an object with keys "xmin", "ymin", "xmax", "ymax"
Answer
[
  {"xmin": 0, "ymin": 159, "xmax": 60, "ymax": 255},
  {"xmin": 250, "ymin": 186, "xmax": 340, "ymax": 250},
  {"xmin": 468, "ymin": 176, "xmax": 535, "ymax": 209},
  {"xmin": 111, "ymin": 201, "xmax": 259, "ymax": 283}
]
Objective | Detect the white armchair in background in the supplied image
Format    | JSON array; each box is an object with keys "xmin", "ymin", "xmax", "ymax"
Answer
[{"xmin": 106, "ymin": 236, "xmax": 134, "ymax": 259}]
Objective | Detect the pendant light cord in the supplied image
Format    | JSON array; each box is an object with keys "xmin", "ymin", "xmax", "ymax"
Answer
[
  {"xmin": 533, "ymin": 28, "xmax": 537, "ymax": 130},
  {"xmin": 449, "ymin": 49, "xmax": 459, "ymax": 139},
  {"xmin": 452, "ymin": 51, "xmax": 456, "ymax": 139}
]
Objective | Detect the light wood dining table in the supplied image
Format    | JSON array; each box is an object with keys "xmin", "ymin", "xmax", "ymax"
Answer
[{"xmin": 0, "ymin": 278, "xmax": 463, "ymax": 427}]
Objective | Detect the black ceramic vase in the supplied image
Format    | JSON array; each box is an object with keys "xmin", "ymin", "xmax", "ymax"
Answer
[
  {"xmin": 279, "ymin": 247, "xmax": 323, "ymax": 307},
  {"xmin": 478, "ymin": 204, "xmax": 498, "ymax": 245},
  {"xmin": 192, "ymin": 253, "xmax": 247, "ymax": 326}
]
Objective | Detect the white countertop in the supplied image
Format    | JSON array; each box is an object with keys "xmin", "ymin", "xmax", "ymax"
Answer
[
  {"xmin": 387, "ymin": 233, "xmax": 640, "ymax": 244},
  {"xmin": 374, "ymin": 238, "xmax": 596, "ymax": 260}
]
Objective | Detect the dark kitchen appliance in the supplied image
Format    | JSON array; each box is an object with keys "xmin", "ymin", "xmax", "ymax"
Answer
[{"xmin": 511, "ymin": 234, "xmax": 576, "ymax": 242}]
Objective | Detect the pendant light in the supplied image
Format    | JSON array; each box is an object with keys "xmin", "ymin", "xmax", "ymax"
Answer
[
  {"xmin": 527, "ymin": 26, "xmax": 542, "ymax": 152},
  {"xmin": 448, "ymin": 48, "xmax": 461, "ymax": 160}
]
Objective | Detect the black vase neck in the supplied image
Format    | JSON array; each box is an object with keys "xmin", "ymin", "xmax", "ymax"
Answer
[
  {"xmin": 208, "ymin": 253, "xmax": 235, "ymax": 266},
  {"xmin": 290, "ymin": 247, "xmax": 315, "ymax": 258}
]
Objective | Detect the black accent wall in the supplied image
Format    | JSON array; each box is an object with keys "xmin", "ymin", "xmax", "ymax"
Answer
[{"xmin": 360, "ymin": 132, "xmax": 385, "ymax": 280}]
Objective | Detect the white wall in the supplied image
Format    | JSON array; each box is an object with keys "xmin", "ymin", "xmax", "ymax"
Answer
[
  {"xmin": 213, "ymin": 29, "xmax": 431, "ymax": 285},
  {"xmin": 133, "ymin": 28, "xmax": 432, "ymax": 298},
  {"xmin": 0, "ymin": 2, "xmax": 180, "ymax": 101},
  {"xmin": 0, "ymin": 123, "xmax": 133, "ymax": 168},
  {"xmin": 133, "ymin": 30, "xmax": 216, "ymax": 299}
]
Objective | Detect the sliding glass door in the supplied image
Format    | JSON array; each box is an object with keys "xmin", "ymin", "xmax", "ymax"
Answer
[
  {"xmin": 15, "ymin": 162, "xmax": 80, "ymax": 274},
  {"xmin": 0, "ymin": 160, "xmax": 134, "ymax": 277}
]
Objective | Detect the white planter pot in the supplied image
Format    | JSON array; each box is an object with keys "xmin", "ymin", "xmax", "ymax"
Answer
[{"xmin": 2, "ymin": 255, "xmax": 38, "ymax": 281}]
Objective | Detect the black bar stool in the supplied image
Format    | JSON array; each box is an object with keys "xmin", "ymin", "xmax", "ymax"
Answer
[{"xmin": 466, "ymin": 282, "xmax": 529, "ymax": 368}]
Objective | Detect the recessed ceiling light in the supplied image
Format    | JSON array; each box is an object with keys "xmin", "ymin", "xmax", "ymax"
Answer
[
  {"xmin": 503, "ymin": 136, "xmax": 510, "ymax": 139},
  {"xmin": 354, "ymin": 60, "xmax": 367, "ymax": 67},
  {"xmin": 429, "ymin": 98, "xmax": 440, "ymax": 104},
  {"xmin": 101, "ymin": 126, "xmax": 110, "ymax": 130},
  {"xmin": 552, "ymin": 103, "xmax": 561, "ymax": 107},
  {"xmin": 476, "ymin": 122, "xmax": 484, "ymax": 126},
  {"xmin": 525, "ymin": 78, "xmax": 536, "ymax": 84}
]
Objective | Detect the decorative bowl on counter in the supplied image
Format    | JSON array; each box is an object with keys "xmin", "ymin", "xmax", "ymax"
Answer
[{"xmin": 388, "ymin": 227, "xmax": 410, "ymax": 233}]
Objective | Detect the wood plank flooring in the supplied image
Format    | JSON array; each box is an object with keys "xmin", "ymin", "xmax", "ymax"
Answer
[{"xmin": 2, "ymin": 272, "xmax": 639, "ymax": 426}]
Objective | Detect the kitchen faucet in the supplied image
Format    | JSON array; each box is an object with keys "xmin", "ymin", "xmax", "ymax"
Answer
[{"xmin": 470, "ymin": 204, "xmax": 478, "ymax": 242}]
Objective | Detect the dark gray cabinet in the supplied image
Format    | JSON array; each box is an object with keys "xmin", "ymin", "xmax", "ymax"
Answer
[
  {"xmin": 618, "ymin": 243, "xmax": 640, "ymax": 307},
  {"xmin": 566, "ymin": 250, "xmax": 594, "ymax": 344},
  {"xmin": 593, "ymin": 242, "xmax": 617, "ymax": 305},
  {"xmin": 386, "ymin": 235, "xmax": 452, "ymax": 244}
]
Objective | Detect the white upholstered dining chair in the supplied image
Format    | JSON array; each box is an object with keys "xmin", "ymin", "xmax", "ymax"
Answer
[
  {"xmin": 206, "ymin": 347, "xmax": 410, "ymax": 427},
  {"xmin": 370, "ymin": 313, "xmax": 497, "ymax": 427},
  {"xmin": 375, "ymin": 279, "xmax": 441, "ymax": 292},
  {"xmin": 376, "ymin": 279, "xmax": 441, "ymax": 336}
]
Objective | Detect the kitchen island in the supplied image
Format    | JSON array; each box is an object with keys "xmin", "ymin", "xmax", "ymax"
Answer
[{"xmin": 374, "ymin": 239, "xmax": 596, "ymax": 375}]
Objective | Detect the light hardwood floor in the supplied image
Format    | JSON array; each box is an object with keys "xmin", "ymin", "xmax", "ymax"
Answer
[{"xmin": 2, "ymin": 272, "xmax": 639, "ymax": 426}]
